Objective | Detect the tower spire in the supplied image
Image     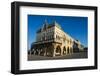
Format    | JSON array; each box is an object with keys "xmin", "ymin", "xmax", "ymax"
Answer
[
  {"xmin": 53, "ymin": 20, "xmax": 61, "ymax": 29},
  {"xmin": 45, "ymin": 19, "xmax": 48, "ymax": 25},
  {"xmin": 42, "ymin": 19, "xmax": 48, "ymax": 30}
]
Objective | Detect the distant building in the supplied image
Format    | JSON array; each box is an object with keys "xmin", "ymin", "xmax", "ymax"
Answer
[{"xmin": 30, "ymin": 20, "xmax": 84, "ymax": 57}]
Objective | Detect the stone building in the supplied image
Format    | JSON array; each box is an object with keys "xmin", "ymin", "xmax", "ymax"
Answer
[{"xmin": 30, "ymin": 20, "xmax": 84, "ymax": 57}]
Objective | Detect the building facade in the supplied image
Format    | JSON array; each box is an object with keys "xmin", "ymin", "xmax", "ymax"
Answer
[{"xmin": 30, "ymin": 20, "xmax": 84, "ymax": 57}]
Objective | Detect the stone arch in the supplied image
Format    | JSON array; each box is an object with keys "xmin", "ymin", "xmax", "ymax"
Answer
[
  {"xmin": 35, "ymin": 49, "xmax": 39, "ymax": 55},
  {"xmin": 70, "ymin": 47, "xmax": 73, "ymax": 54},
  {"xmin": 63, "ymin": 46, "xmax": 66, "ymax": 55},
  {"xmin": 46, "ymin": 45, "xmax": 53, "ymax": 57},
  {"xmin": 40, "ymin": 48, "xmax": 45, "ymax": 56},
  {"xmin": 31, "ymin": 49, "xmax": 35, "ymax": 55},
  {"xmin": 67, "ymin": 47, "xmax": 70, "ymax": 54},
  {"xmin": 55, "ymin": 45, "xmax": 61, "ymax": 56}
]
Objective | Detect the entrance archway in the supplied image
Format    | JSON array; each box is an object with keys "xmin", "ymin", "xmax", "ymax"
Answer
[
  {"xmin": 56, "ymin": 46, "xmax": 61, "ymax": 56},
  {"xmin": 70, "ymin": 48, "xmax": 73, "ymax": 53},
  {"xmin": 67, "ymin": 47, "xmax": 70, "ymax": 54},
  {"xmin": 46, "ymin": 45, "xmax": 53, "ymax": 57},
  {"xmin": 63, "ymin": 46, "xmax": 66, "ymax": 55}
]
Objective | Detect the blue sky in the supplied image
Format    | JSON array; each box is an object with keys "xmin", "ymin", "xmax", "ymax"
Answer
[{"xmin": 28, "ymin": 15, "xmax": 88, "ymax": 50}]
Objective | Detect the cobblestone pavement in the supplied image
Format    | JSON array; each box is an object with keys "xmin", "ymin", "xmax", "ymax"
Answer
[{"xmin": 28, "ymin": 51, "xmax": 87, "ymax": 61}]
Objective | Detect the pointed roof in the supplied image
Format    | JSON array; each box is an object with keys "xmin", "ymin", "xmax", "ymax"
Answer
[
  {"xmin": 42, "ymin": 19, "xmax": 48, "ymax": 30},
  {"xmin": 53, "ymin": 20, "xmax": 61, "ymax": 29},
  {"xmin": 37, "ymin": 20, "xmax": 62, "ymax": 33},
  {"xmin": 44, "ymin": 19, "xmax": 48, "ymax": 25}
]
